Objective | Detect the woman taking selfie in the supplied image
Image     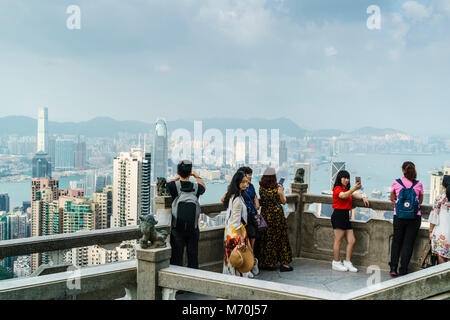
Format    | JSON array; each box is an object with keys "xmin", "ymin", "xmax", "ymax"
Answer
[{"xmin": 331, "ymin": 170, "xmax": 369, "ymax": 272}]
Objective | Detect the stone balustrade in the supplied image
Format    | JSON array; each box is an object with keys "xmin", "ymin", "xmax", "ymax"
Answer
[{"xmin": 0, "ymin": 182, "xmax": 447, "ymax": 300}]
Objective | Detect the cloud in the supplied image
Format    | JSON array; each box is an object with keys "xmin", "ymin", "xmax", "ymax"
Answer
[
  {"xmin": 402, "ymin": 1, "xmax": 433, "ymax": 21},
  {"xmin": 155, "ymin": 64, "xmax": 172, "ymax": 73},
  {"xmin": 195, "ymin": 0, "xmax": 276, "ymax": 46},
  {"xmin": 324, "ymin": 46, "xmax": 337, "ymax": 56}
]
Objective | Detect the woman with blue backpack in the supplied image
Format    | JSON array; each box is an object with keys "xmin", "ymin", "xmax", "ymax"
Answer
[{"xmin": 389, "ymin": 161, "xmax": 424, "ymax": 277}]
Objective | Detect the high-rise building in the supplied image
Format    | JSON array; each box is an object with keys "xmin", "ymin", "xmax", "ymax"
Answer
[
  {"xmin": 55, "ymin": 138, "xmax": 75, "ymax": 170},
  {"xmin": 74, "ymin": 137, "xmax": 87, "ymax": 170},
  {"xmin": 4, "ymin": 212, "xmax": 29, "ymax": 269},
  {"xmin": 48, "ymin": 136, "xmax": 56, "ymax": 168},
  {"xmin": 93, "ymin": 185, "xmax": 113, "ymax": 229},
  {"xmin": 279, "ymin": 140, "xmax": 288, "ymax": 166},
  {"xmin": 59, "ymin": 197, "xmax": 95, "ymax": 234},
  {"xmin": 0, "ymin": 194, "xmax": 10, "ymax": 213},
  {"xmin": 152, "ymin": 119, "xmax": 168, "ymax": 182},
  {"xmin": 84, "ymin": 170, "xmax": 97, "ymax": 198},
  {"xmin": 95, "ymin": 174, "xmax": 112, "ymax": 193},
  {"xmin": 13, "ymin": 256, "xmax": 31, "ymax": 278},
  {"xmin": 22, "ymin": 201, "xmax": 31, "ymax": 214},
  {"xmin": 0, "ymin": 215, "xmax": 6, "ymax": 241},
  {"xmin": 31, "ymin": 177, "xmax": 60, "ymax": 271},
  {"xmin": 37, "ymin": 107, "xmax": 48, "ymax": 153},
  {"xmin": 30, "ymin": 179, "xmax": 96, "ymax": 271},
  {"xmin": 112, "ymin": 148, "xmax": 151, "ymax": 227},
  {"xmin": 7, "ymin": 212, "xmax": 28, "ymax": 240},
  {"xmin": 32, "ymin": 152, "xmax": 52, "ymax": 178}
]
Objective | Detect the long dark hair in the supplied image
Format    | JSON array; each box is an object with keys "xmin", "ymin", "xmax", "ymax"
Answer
[
  {"xmin": 402, "ymin": 161, "xmax": 417, "ymax": 181},
  {"xmin": 259, "ymin": 174, "xmax": 277, "ymax": 189},
  {"xmin": 333, "ymin": 170, "xmax": 351, "ymax": 190},
  {"xmin": 223, "ymin": 171, "xmax": 246, "ymax": 205},
  {"xmin": 443, "ymin": 175, "xmax": 450, "ymax": 201}
]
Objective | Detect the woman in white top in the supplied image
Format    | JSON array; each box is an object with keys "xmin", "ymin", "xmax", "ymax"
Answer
[
  {"xmin": 222, "ymin": 171, "xmax": 253, "ymax": 277},
  {"xmin": 428, "ymin": 175, "xmax": 450, "ymax": 264}
]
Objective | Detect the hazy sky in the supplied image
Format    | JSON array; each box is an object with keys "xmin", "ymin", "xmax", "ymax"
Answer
[{"xmin": 0, "ymin": 0, "xmax": 449, "ymax": 135}]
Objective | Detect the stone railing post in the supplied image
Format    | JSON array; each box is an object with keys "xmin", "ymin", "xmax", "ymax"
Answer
[
  {"xmin": 136, "ymin": 245, "xmax": 171, "ymax": 300},
  {"xmin": 154, "ymin": 196, "xmax": 173, "ymax": 227},
  {"xmin": 290, "ymin": 182, "xmax": 308, "ymax": 257}
]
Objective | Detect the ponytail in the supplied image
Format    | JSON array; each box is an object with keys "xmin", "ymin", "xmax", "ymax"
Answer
[{"xmin": 402, "ymin": 161, "xmax": 417, "ymax": 182}]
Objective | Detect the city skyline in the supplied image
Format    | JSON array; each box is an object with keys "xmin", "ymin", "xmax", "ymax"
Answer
[
  {"xmin": 0, "ymin": 113, "xmax": 447, "ymax": 138},
  {"xmin": 0, "ymin": 1, "xmax": 449, "ymax": 135}
]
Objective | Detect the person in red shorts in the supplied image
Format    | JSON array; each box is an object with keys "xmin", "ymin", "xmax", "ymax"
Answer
[{"xmin": 331, "ymin": 170, "xmax": 369, "ymax": 272}]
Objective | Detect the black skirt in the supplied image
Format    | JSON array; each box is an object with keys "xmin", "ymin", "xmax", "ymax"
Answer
[
  {"xmin": 331, "ymin": 209, "xmax": 352, "ymax": 230},
  {"xmin": 246, "ymin": 212, "xmax": 261, "ymax": 240}
]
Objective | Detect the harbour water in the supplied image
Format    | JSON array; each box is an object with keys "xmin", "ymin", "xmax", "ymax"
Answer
[{"xmin": 0, "ymin": 153, "xmax": 449, "ymax": 208}]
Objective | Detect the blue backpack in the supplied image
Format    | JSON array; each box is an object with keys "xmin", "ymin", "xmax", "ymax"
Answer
[{"xmin": 395, "ymin": 179, "xmax": 420, "ymax": 219}]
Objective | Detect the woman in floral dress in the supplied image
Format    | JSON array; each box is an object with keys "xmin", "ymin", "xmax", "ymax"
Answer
[
  {"xmin": 255, "ymin": 168, "xmax": 293, "ymax": 272},
  {"xmin": 429, "ymin": 175, "xmax": 450, "ymax": 264},
  {"xmin": 222, "ymin": 171, "xmax": 253, "ymax": 277}
]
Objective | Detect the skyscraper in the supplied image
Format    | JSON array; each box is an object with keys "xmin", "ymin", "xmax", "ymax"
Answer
[
  {"xmin": 93, "ymin": 185, "xmax": 113, "ymax": 229},
  {"xmin": 48, "ymin": 136, "xmax": 56, "ymax": 168},
  {"xmin": 37, "ymin": 107, "xmax": 48, "ymax": 153},
  {"xmin": 30, "ymin": 177, "xmax": 60, "ymax": 271},
  {"xmin": 0, "ymin": 194, "xmax": 10, "ymax": 213},
  {"xmin": 32, "ymin": 151, "xmax": 52, "ymax": 178},
  {"xmin": 279, "ymin": 140, "xmax": 288, "ymax": 166},
  {"xmin": 152, "ymin": 119, "xmax": 168, "ymax": 182},
  {"xmin": 74, "ymin": 136, "xmax": 87, "ymax": 170},
  {"xmin": 7, "ymin": 212, "xmax": 28, "ymax": 240},
  {"xmin": 112, "ymin": 148, "xmax": 151, "ymax": 227},
  {"xmin": 55, "ymin": 138, "xmax": 75, "ymax": 170}
]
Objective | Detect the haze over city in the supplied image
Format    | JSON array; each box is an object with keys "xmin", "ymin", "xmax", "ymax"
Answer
[
  {"xmin": 0, "ymin": 1, "xmax": 449, "ymax": 302},
  {"xmin": 1, "ymin": 0, "xmax": 450, "ymax": 135}
]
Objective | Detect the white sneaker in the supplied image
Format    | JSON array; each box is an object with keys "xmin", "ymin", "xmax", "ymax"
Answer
[
  {"xmin": 332, "ymin": 260, "xmax": 348, "ymax": 272},
  {"xmin": 251, "ymin": 258, "xmax": 260, "ymax": 276},
  {"xmin": 343, "ymin": 260, "xmax": 358, "ymax": 272},
  {"xmin": 243, "ymin": 271, "xmax": 254, "ymax": 278}
]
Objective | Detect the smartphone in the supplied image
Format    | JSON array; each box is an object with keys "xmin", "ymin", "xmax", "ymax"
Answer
[
  {"xmin": 279, "ymin": 178, "xmax": 285, "ymax": 186},
  {"xmin": 355, "ymin": 176, "xmax": 361, "ymax": 185}
]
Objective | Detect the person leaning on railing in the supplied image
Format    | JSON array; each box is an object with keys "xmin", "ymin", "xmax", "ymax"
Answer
[
  {"xmin": 389, "ymin": 161, "xmax": 424, "ymax": 277},
  {"xmin": 428, "ymin": 175, "xmax": 450, "ymax": 265},
  {"xmin": 331, "ymin": 170, "xmax": 369, "ymax": 273}
]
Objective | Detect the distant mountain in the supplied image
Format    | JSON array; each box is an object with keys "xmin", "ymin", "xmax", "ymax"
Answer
[
  {"xmin": 0, "ymin": 116, "xmax": 308, "ymax": 138},
  {"xmin": 350, "ymin": 127, "xmax": 405, "ymax": 136},
  {"xmin": 0, "ymin": 116, "xmax": 405, "ymax": 138},
  {"xmin": 167, "ymin": 117, "xmax": 308, "ymax": 138}
]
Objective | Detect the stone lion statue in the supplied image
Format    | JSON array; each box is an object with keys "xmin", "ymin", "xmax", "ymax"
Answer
[
  {"xmin": 139, "ymin": 214, "xmax": 168, "ymax": 249},
  {"xmin": 294, "ymin": 168, "xmax": 305, "ymax": 183},
  {"xmin": 157, "ymin": 177, "xmax": 170, "ymax": 196}
]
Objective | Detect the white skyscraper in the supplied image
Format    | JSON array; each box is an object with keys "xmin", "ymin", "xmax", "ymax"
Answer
[
  {"xmin": 112, "ymin": 148, "xmax": 151, "ymax": 228},
  {"xmin": 152, "ymin": 118, "xmax": 168, "ymax": 182},
  {"xmin": 37, "ymin": 107, "xmax": 48, "ymax": 153}
]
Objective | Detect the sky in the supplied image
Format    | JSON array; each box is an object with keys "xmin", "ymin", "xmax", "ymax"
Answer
[{"xmin": 0, "ymin": 0, "xmax": 449, "ymax": 135}]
